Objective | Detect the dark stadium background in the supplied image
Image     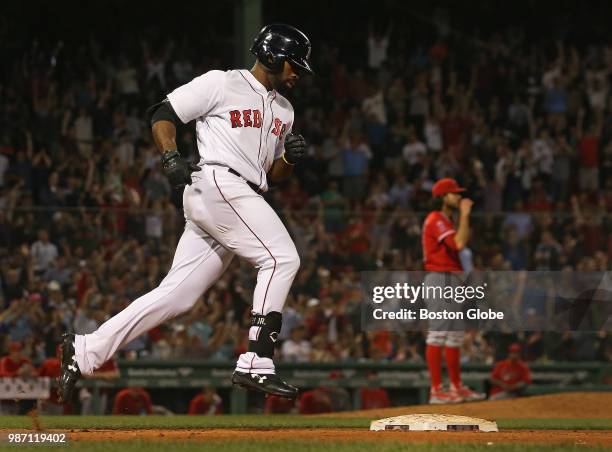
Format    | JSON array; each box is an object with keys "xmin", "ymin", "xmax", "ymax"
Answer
[{"xmin": 0, "ymin": 0, "xmax": 611, "ymax": 414}]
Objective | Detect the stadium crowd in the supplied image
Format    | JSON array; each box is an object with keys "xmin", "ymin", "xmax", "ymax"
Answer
[{"xmin": 1, "ymin": 10, "xmax": 612, "ymax": 382}]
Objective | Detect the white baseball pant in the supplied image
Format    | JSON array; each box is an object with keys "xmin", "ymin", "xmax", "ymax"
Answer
[{"xmin": 74, "ymin": 165, "xmax": 300, "ymax": 375}]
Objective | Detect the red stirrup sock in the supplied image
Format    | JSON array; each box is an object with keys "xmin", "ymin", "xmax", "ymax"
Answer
[
  {"xmin": 426, "ymin": 344, "xmax": 443, "ymax": 389},
  {"xmin": 445, "ymin": 346, "xmax": 462, "ymax": 388}
]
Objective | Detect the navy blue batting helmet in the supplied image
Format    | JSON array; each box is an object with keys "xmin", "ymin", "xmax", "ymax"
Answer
[{"xmin": 250, "ymin": 24, "xmax": 313, "ymax": 75}]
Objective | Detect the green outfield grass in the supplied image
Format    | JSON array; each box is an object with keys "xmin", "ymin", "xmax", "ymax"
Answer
[{"xmin": 1, "ymin": 415, "xmax": 611, "ymax": 430}]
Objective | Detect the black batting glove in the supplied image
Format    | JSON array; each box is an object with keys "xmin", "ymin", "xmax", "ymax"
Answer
[
  {"xmin": 161, "ymin": 150, "xmax": 201, "ymax": 190},
  {"xmin": 283, "ymin": 133, "xmax": 306, "ymax": 165}
]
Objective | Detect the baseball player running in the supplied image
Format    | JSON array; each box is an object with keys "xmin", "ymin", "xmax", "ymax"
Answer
[
  {"xmin": 421, "ymin": 178, "xmax": 485, "ymax": 404},
  {"xmin": 58, "ymin": 24, "xmax": 313, "ymax": 402}
]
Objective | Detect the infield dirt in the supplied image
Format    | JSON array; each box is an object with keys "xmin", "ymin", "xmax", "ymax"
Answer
[
  {"xmin": 63, "ymin": 428, "xmax": 612, "ymax": 446},
  {"xmin": 326, "ymin": 391, "xmax": 612, "ymax": 419}
]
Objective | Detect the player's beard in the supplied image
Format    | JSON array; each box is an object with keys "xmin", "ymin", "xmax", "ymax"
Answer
[
  {"xmin": 446, "ymin": 194, "xmax": 461, "ymax": 210},
  {"xmin": 269, "ymin": 73, "xmax": 295, "ymax": 96},
  {"xmin": 273, "ymin": 79, "xmax": 293, "ymax": 96}
]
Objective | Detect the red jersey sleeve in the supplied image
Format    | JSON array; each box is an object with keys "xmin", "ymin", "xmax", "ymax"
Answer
[
  {"xmin": 442, "ymin": 234, "xmax": 458, "ymax": 251},
  {"xmin": 432, "ymin": 215, "xmax": 456, "ymax": 244}
]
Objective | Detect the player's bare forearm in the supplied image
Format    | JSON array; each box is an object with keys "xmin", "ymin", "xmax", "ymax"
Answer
[
  {"xmin": 268, "ymin": 157, "xmax": 294, "ymax": 184},
  {"xmin": 454, "ymin": 213, "xmax": 470, "ymax": 250},
  {"xmin": 453, "ymin": 198, "xmax": 473, "ymax": 250},
  {"xmin": 152, "ymin": 120, "xmax": 177, "ymax": 153}
]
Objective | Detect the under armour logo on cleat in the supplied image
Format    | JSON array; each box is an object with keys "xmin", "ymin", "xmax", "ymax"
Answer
[
  {"xmin": 68, "ymin": 363, "xmax": 78, "ymax": 372},
  {"xmin": 252, "ymin": 373, "xmax": 267, "ymax": 384}
]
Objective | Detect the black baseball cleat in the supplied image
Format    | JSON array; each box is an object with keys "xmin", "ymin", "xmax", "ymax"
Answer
[
  {"xmin": 57, "ymin": 333, "xmax": 81, "ymax": 403},
  {"xmin": 232, "ymin": 371, "xmax": 299, "ymax": 399}
]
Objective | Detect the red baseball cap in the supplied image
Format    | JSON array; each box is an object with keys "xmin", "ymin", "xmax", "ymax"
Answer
[{"xmin": 432, "ymin": 178, "xmax": 466, "ymax": 197}]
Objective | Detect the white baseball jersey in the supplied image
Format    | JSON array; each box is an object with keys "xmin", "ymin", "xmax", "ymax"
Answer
[{"xmin": 167, "ymin": 69, "xmax": 294, "ymax": 191}]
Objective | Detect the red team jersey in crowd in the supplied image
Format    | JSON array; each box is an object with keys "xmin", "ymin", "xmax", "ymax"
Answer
[
  {"xmin": 489, "ymin": 359, "xmax": 532, "ymax": 396},
  {"xmin": 37, "ymin": 358, "xmax": 62, "ymax": 405},
  {"xmin": 112, "ymin": 388, "xmax": 153, "ymax": 415},
  {"xmin": 38, "ymin": 358, "xmax": 61, "ymax": 378},
  {"xmin": 298, "ymin": 389, "xmax": 332, "ymax": 414},
  {"xmin": 264, "ymin": 395, "xmax": 295, "ymax": 414},
  {"xmin": 422, "ymin": 211, "xmax": 462, "ymax": 272},
  {"xmin": 188, "ymin": 394, "xmax": 223, "ymax": 415},
  {"xmin": 0, "ymin": 356, "xmax": 32, "ymax": 377},
  {"xmin": 359, "ymin": 387, "xmax": 391, "ymax": 409}
]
